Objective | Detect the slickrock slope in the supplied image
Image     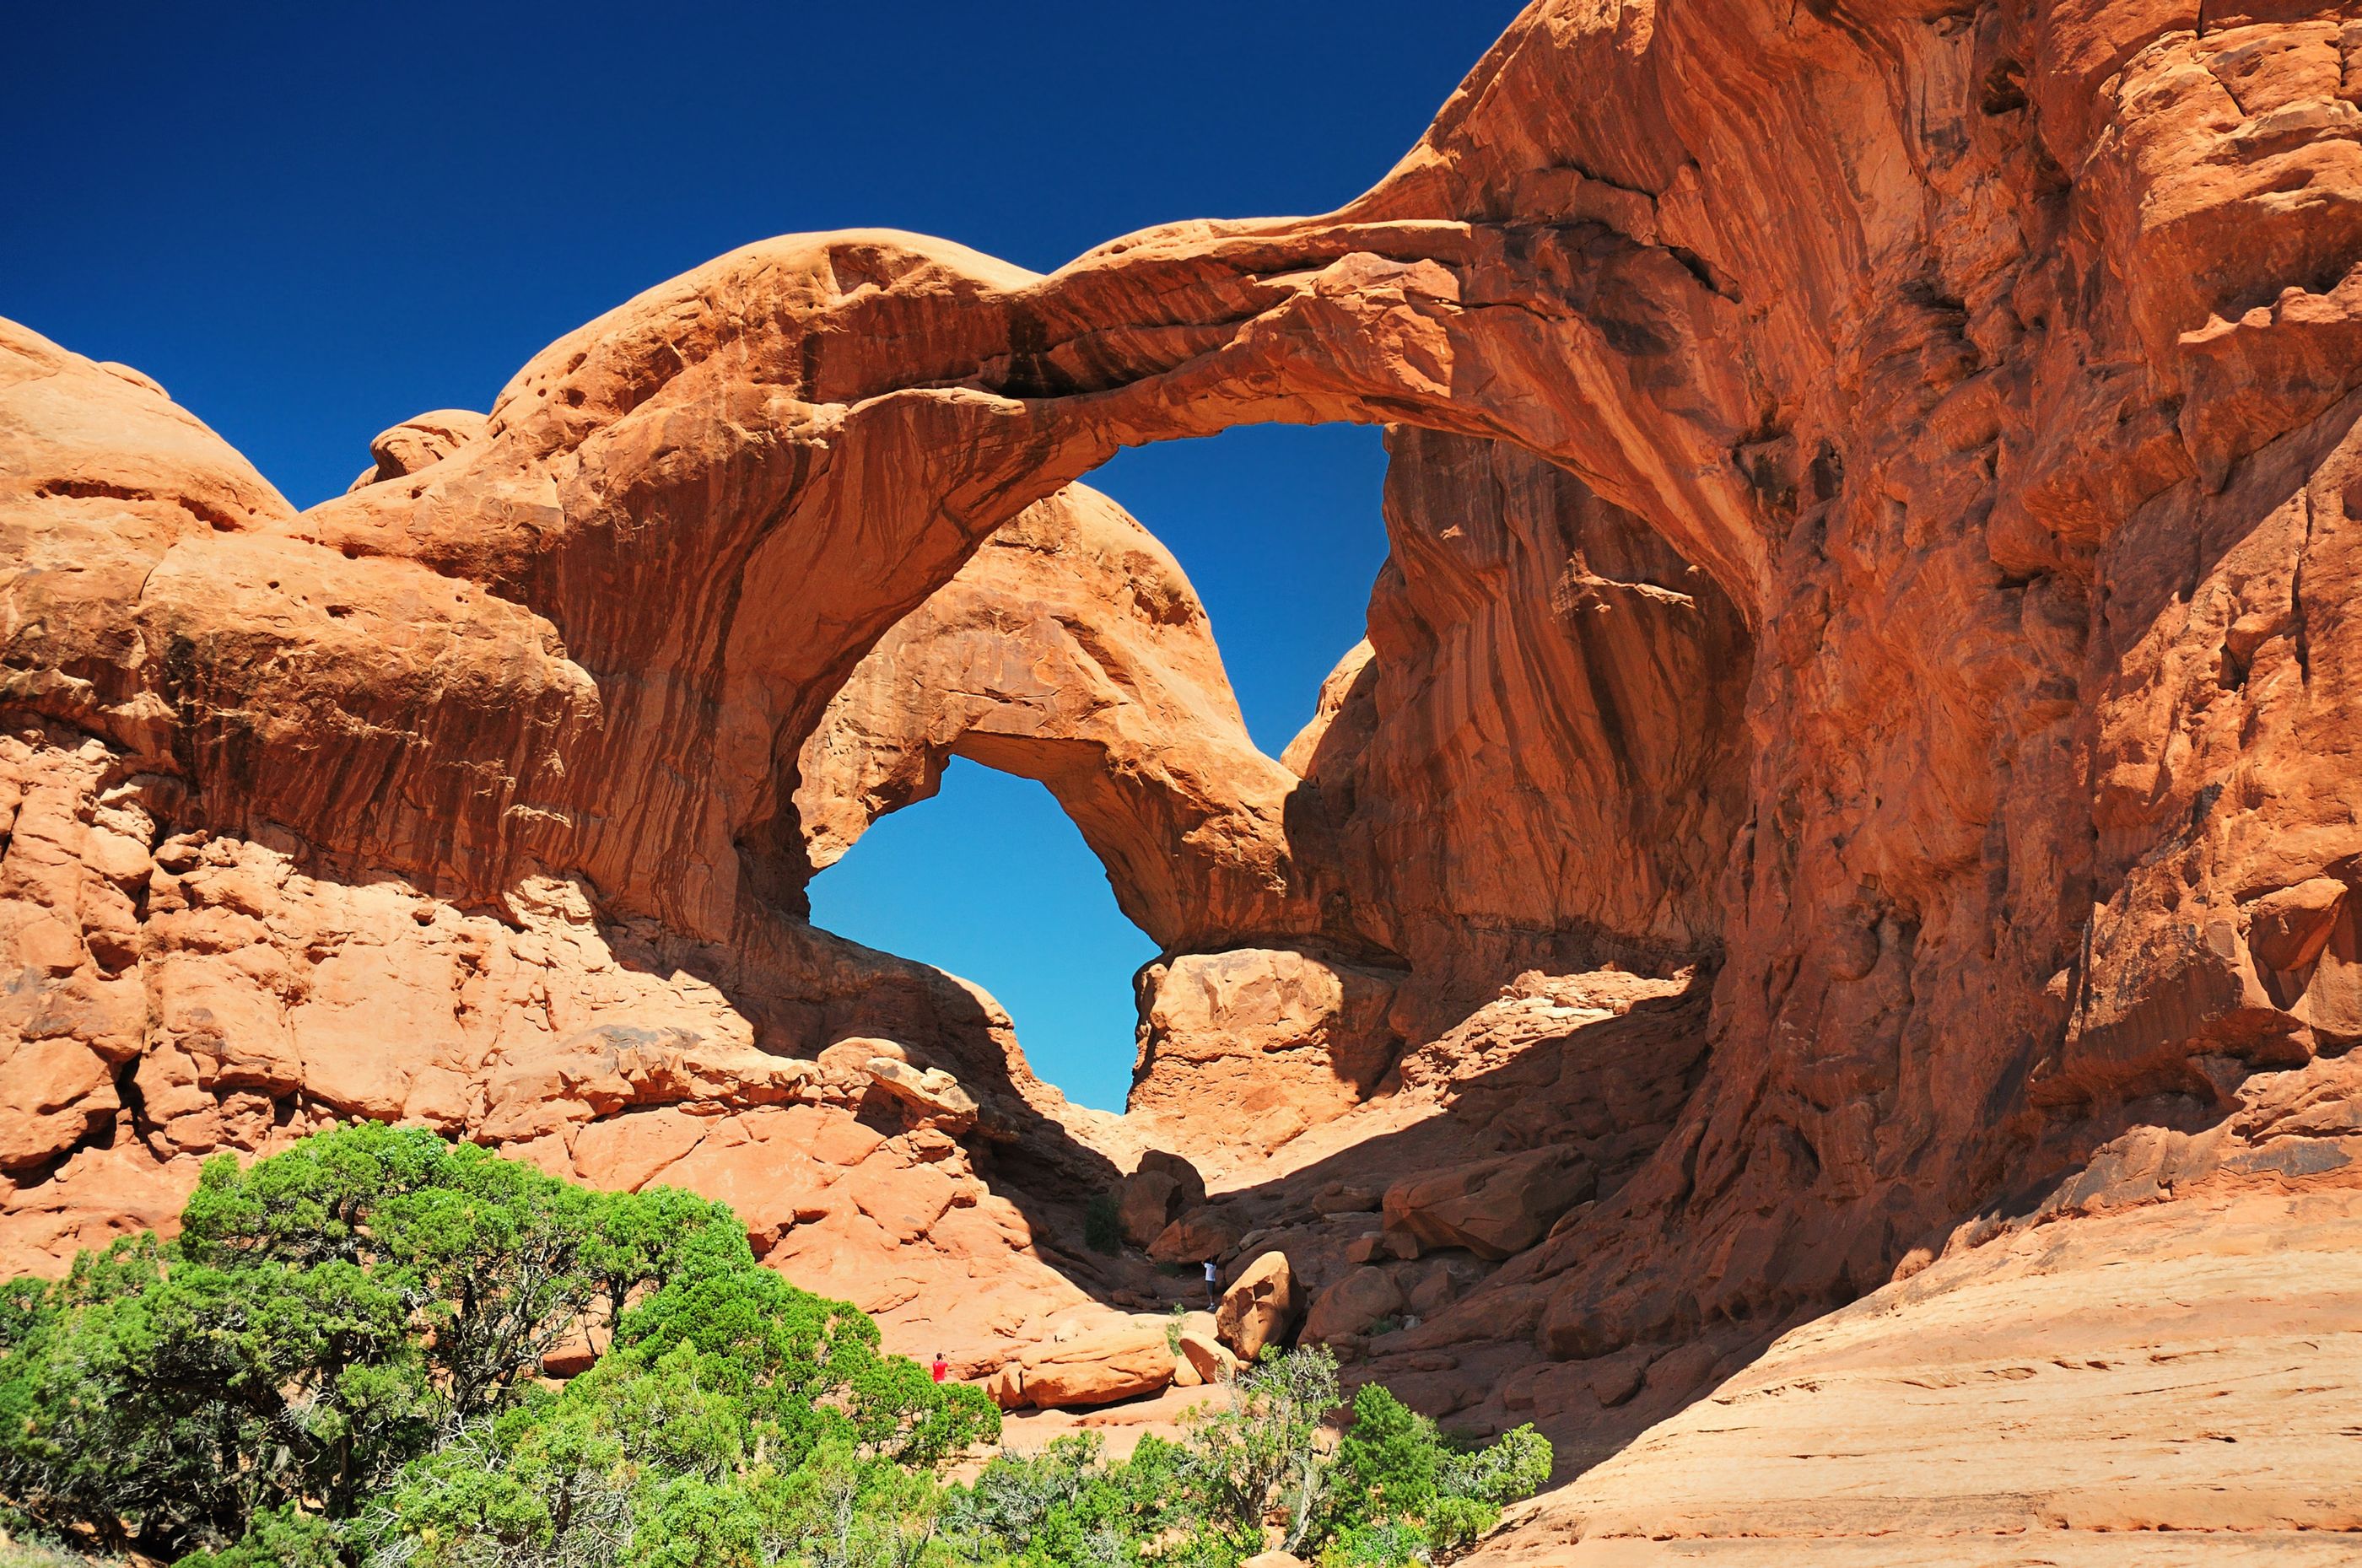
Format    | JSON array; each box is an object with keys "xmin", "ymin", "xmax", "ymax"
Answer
[
  {"xmin": 12, "ymin": 0, "xmax": 2362, "ymax": 1555},
  {"xmin": 1481, "ymin": 1180, "xmax": 2362, "ymax": 1564}
]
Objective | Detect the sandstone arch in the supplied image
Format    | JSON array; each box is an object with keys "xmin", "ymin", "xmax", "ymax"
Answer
[
  {"xmin": 13, "ymin": 0, "xmax": 2362, "ymax": 1549},
  {"xmin": 793, "ymin": 479, "xmax": 1316, "ymax": 956}
]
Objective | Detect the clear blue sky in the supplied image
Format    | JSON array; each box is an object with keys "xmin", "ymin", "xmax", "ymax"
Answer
[{"xmin": 5, "ymin": 0, "xmax": 1523, "ymax": 1110}]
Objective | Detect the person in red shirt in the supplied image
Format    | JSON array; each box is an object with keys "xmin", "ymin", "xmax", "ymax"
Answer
[{"xmin": 930, "ymin": 1351, "xmax": 949, "ymax": 1383}]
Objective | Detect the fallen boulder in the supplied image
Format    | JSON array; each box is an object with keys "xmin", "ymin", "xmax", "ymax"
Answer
[
  {"xmin": 1216, "ymin": 1250, "xmax": 1300, "ymax": 1361},
  {"xmin": 1303, "ymin": 1264, "xmax": 1406, "ymax": 1343},
  {"xmin": 989, "ymin": 1319, "xmax": 1177, "ymax": 1409},
  {"xmin": 1382, "ymin": 1145, "xmax": 1595, "ymax": 1260},
  {"xmin": 1173, "ymin": 1309, "xmax": 1237, "ymax": 1386},
  {"xmin": 1119, "ymin": 1150, "xmax": 1208, "ymax": 1247}
]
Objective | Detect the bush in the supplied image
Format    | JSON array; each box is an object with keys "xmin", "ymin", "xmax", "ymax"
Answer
[
  {"xmin": 1327, "ymin": 1382, "xmax": 1555, "ymax": 1560},
  {"xmin": 936, "ymin": 1348, "xmax": 1552, "ymax": 1567},
  {"xmin": 1082, "ymin": 1194, "xmax": 1124, "ymax": 1254},
  {"xmin": 170, "ymin": 1506, "xmax": 344, "ymax": 1568}
]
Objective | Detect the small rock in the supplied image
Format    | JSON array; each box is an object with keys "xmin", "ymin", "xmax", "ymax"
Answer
[
  {"xmin": 1405, "ymin": 1263, "xmax": 1460, "ymax": 1316},
  {"xmin": 1311, "ymin": 1182, "xmax": 1382, "ymax": 1215},
  {"xmin": 1587, "ymin": 1346, "xmax": 1653, "ymax": 1408},
  {"xmin": 903, "ymin": 1125, "xmax": 960, "ymax": 1162}
]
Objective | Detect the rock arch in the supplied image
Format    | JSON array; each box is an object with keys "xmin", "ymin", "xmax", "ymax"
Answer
[{"xmin": 12, "ymin": 5, "xmax": 2362, "ymax": 1539}]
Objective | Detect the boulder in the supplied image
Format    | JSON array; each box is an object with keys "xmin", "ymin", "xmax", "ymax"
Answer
[
  {"xmin": 1303, "ymin": 1265, "xmax": 1406, "ymax": 1343},
  {"xmin": 1383, "ymin": 1145, "xmax": 1595, "ymax": 1260},
  {"xmin": 818, "ymin": 1036, "xmax": 906, "ymax": 1094},
  {"xmin": 1119, "ymin": 1150, "xmax": 1208, "ymax": 1246},
  {"xmin": 1215, "ymin": 1250, "xmax": 1301, "ymax": 1361},
  {"xmin": 345, "ymin": 408, "xmax": 488, "ymax": 491},
  {"xmin": 1148, "ymin": 1204, "xmax": 1244, "ymax": 1265},
  {"xmin": 1119, "ymin": 1170, "xmax": 1185, "ymax": 1248},
  {"xmin": 1404, "ymin": 1259, "xmax": 1468, "ymax": 1317},
  {"xmin": 1173, "ymin": 1309, "xmax": 1237, "ymax": 1386},
  {"xmin": 990, "ymin": 1319, "xmax": 1177, "ymax": 1410},
  {"xmin": 862, "ymin": 1057, "xmax": 979, "ymax": 1134}
]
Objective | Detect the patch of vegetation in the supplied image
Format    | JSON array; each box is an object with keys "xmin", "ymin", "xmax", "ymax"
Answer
[
  {"xmin": 0, "ymin": 1538, "xmax": 123, "ymax": 1568},
  {"xmin": 942, "ymin": 1351, "xmax": 1549, "ymax": 1567},
  {"xmin": 0, "ymin": 1126, "xmax": 1547, "ymax": 1567},
  {"xmin": 1082, "ymin": 1194, "xmax": 1124, "ymax": 1255}
]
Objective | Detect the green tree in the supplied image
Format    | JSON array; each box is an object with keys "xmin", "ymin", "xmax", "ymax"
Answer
[
  {"xmin": 356, "ymin": 1264, "xmax": 996, "ymax": 1567},
  {"xmin": 1323, "ymin": 1381, "xmax": 1556, "ymax": 1562},
  {"xmin": 0, "ymin": 1124, "xmax": 1550, "ymax": 1568},
  {"xmin": 170, "ymin": 1505, "xmax": 345, "ymax": 1568},
  {"xmin": 1182, "ymin": 1345, "xmax": 1342, "ymax": 1558},
  {"xmin": 185, "ymin": 1125, "xmax": 591, "ymax": 1421},
  {"xmin": 0, "ymin": 1125, "xmax": 755, "ymax": 1560},
  {"xmin": 0, "ymin": 1234, "xmax": 429, "ymax": 1555}
]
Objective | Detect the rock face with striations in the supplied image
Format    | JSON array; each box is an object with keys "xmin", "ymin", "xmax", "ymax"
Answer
[{"xmin": 10, "ymin": 0, "xmax": 2362, "ymax": 1554}]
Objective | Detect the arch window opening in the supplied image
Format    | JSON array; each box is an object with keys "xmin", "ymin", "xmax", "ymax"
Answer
[
  {"xmin": 1091, "ymin": 423, "xmax": 1393, "ymax": 755},
  {"xmin": 806, "ymin": 757, "xmax": 1157, "ymax": 1113},
  {"xmin": 803, "ymin": 424, "xmax": 1394, "ymax": 1113}
]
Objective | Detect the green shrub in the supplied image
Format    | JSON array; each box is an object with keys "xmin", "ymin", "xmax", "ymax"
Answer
[
  {"xmin": 169, "ymin": 1506, "xmax": 344, "ymax": 1568},
  {"xmin": 1082, "ymin": 1194, "xmax": 1124, "ymax": 1254}
]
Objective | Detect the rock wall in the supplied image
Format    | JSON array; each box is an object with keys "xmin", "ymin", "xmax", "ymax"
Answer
[{"xmin": 1287, "ymin": 427, "xmax": 1752, "ymax": 1042}]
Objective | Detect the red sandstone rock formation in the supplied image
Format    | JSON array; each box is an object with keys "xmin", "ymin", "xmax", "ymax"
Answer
[
  {"xmin": 797, "ymin": 482, "xmax": 1310, "ymax": 955},
  {"xmin": 12, "ymin": 0, "xmax": 2362, "ymax": 1554}
]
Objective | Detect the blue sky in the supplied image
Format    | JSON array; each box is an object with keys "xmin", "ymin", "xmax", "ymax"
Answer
[{"xmin": 6, "ymin": 0, "xmax": 1523, "ymax": 1110}]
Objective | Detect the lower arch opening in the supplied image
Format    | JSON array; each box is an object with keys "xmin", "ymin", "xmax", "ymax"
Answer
[{"xmin": 806, "ymin": 755, "xmax": 1156, "ymax": 1113}]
